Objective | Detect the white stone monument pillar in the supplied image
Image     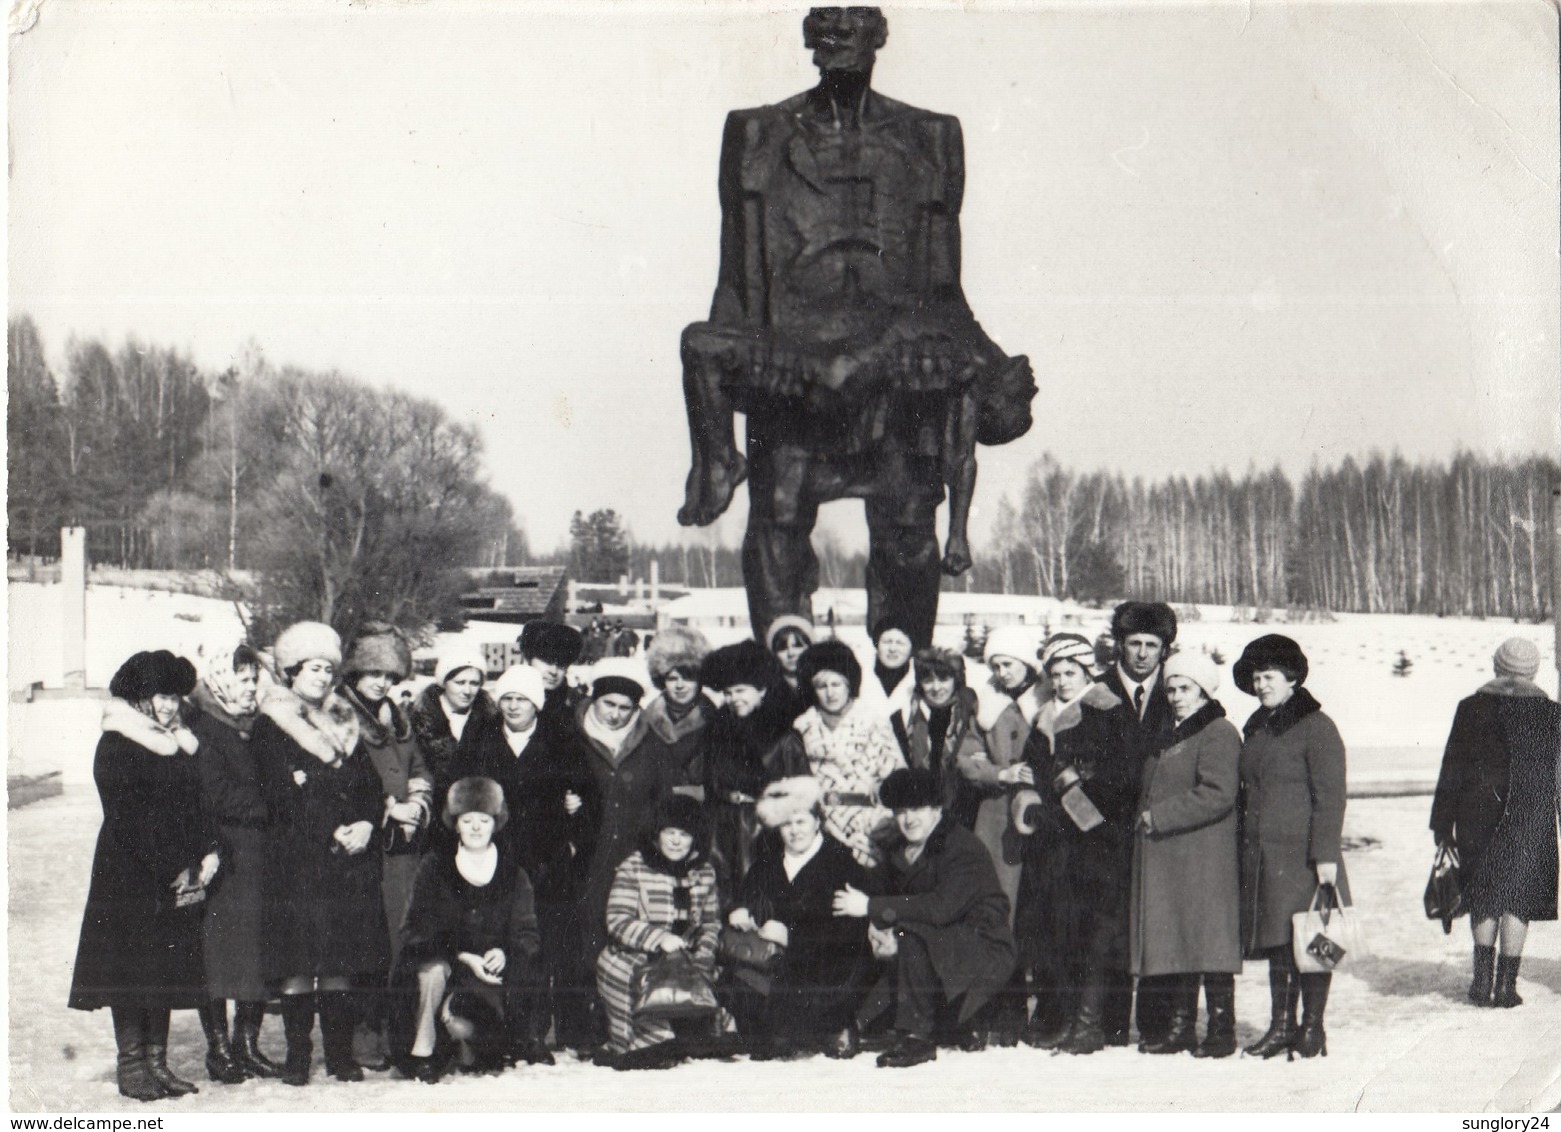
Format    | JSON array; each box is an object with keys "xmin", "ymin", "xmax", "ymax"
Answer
[{"xmin": 61, "ymin": 526, "xmax": 87, "ymax": 689}]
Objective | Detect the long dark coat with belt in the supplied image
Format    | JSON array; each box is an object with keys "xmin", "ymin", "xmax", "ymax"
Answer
[
  {"xmin": 865, "ymin": 818, "xmax": 1016, "ymax": 1024},
  {"xmin": 1430, "ymin": 677, "xmax": 1560, "ymax": 922},
  {"xmin": 252, "ymin": 685, "xmax": 391, "ymax": 981},
  {"xmin": 1238, "ymin": 687, "xmax": 1351, "ymax": 955},
  {"xmin": 1129, "ymin": 701, "xmax": 1242, "ymax": 977},
  {"xmin": 575, "ymin": 701, "xmax": 698, "ymax": 963},
  {"xmin": 70, "ymin": 702, "xmax": 215, "ymax": 1012},
  {"xmin": 190, "ymin": 683, "xmax": 273, "ymax": 1002},
  {"xmin": 1012, "ymin": 682, "xmax": 1141, "ymax": 977},
  {"xmin": 387, "ymin": 844, "xmax": 541, "ymax": 1063},
  {"xmin": 728, "ymin": 831, "xmax": 879, "ymax": 1039}
]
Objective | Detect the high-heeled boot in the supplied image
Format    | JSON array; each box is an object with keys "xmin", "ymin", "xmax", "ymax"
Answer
[
  {"xmin": 1291, "ymin": 972, "xmax": 1330, "ymax": 1059},
  {"xmin": 111, "ymin": 1006, "xmax": 168, "ymax": 1102},
  {"xmin": 1192, "ymin": 974, "xmax": 1236, "ymax": 1058},
  {"xmin": 200, "ymin": 1000, "xmax": 246, "ymax": 1083},
  {"xmin": 143, "ymin": 1009, "xmax": 199, "ymax": 1095},
  {"xmin": 1142, "ymin": 975, "xmax": 1199, "ymax": 1054},
  {"xmin": 233, "ymin": 1001, "xmax": 285, "ymax": 1078},
  {"xmin": 280, "ymin": 994, "xmax": 315, "ymax": 1086},
  {"xmin": 319, "ymin": 992, "xmax": 364, "ymax": 1081},
  {"xmin": 1243, "ymin": 962, "xmax": 1298, "ymax": 1059},
  {"xmin": 1493, "ymin": 955, "xmax": 1524, "ymax": 1008},
  {"xmin": 1059, "ymin": 978, "xmax": 1106, "ymax": 1056},
  {"xmin": 1468, "ymin": 945, "xmax": 1496, "ymax": 1005}
]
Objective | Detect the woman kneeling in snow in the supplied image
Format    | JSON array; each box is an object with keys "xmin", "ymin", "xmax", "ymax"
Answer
[{"xmin": 390, "ymin": 777, "xmax": 541, "ymax": 1082}]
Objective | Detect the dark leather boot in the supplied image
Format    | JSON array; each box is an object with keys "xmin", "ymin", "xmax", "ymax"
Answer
[
  {"xmin": 1468, "ymin": 945, "xmax": 1496, "ymax": 1005},
  {"xmin": 1142, "ymin": 975, "xmax": 1198, "ymax": 1054},
  {"xmin": 111, "ymin": 1007, "xmax": 168, "ymax": 1102},
  {"xmin": 1059, "ymin": 978, "xmax": 1106, "ymax": 1056},
  {"xmin": 1021, "ymin": 986, "xmax": 1073, "ymax": 1050},
  {"xmin": 144, "ymin": 1009, "xmax": 199, "ymax": 1095},
  {"xmin": 200, "ymin": 1000, "xmax": 247, "ymax": 1083},
  {"xmin": 233, "ymin": 1001, "xmax": 285, "ymax": 1078},
  {"xmin": 319, "ymin": 992, "xmax": 364, "ymax": 1081},
  {"xmin": 1243, "ymin": 962, "xmax": 1298, "ymax": 1059},
  {"xmin": 1192, "ymin": 975, "xmax": 1236, "ymax": 1059},
  {"xmin": 1493, "ymin": 955, "xmax": 1524, "ymax": 1008},
  {"xmin": 280, "ymin": 994, "xmax": 315, "ymax": 1086},
  {"xmin": 1292, "ymin": 972, "xmax": 1330, "ymax": 1058}
]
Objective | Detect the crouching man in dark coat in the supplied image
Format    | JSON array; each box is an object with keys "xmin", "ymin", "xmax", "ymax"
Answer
[{"xmin": 833, "ymin": 767, "xmax": 1016, "ymax": 1068}]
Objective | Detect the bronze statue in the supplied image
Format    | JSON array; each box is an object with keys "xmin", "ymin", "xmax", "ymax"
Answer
[{"xmin": 677, "ymin": 7, "xmax": 1036, "ymax": 647}]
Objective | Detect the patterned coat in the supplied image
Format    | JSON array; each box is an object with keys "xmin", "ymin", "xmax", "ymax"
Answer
[
  {"xmin": 892, "ymin": 687, "xmax": 991, "ymax": 830},
  {"xmin": 794, "ymin": 700, "xmax": 907, "ymax": 867},
  {"xmin": 595, "ymin": 849, "xmax": 721, "ymax": 1053}
]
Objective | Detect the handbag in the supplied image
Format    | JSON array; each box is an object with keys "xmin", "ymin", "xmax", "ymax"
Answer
[
  {"xmin": 631, "ymin": 948, "xmax": 719, "ymax": 1020},
  {"xmin": 1423, "ymin": 844, "xmax": 1466, "ymax": 934},
  {"xmin": 717, "ymin": 927, "xmax": 784, "ymax": 972},
  {"xmin": 1291, "ymin": 884, "xmax": 1361, "ymax": 973}
]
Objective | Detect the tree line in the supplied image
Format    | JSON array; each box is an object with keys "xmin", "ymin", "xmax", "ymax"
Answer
[
  {"xmin": 7, "ymin": 316, "xmax": 526, "ymax": 644},
  {"xmin": 976, "ymin": 451, "xmax": 1558, "ymax": 620}
]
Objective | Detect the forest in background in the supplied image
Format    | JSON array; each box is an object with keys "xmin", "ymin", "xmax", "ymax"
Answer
[{"xmin": 9, "ymin": 317, "xmax": 1557, "ymax": 635}]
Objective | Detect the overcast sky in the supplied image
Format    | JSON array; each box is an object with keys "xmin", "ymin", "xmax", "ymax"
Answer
[{"xmin": 9, "ymin": 0, "xmax": 1558, "ymax": 552}]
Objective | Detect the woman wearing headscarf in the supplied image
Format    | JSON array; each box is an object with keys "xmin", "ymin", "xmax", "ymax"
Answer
[
  {"xmin": 641, "ymin": 625, "xmax": 714, "ymax": 781},
  {"xmin": 1234, "ymin": 633, "xmax": 1349, "ymax": 1061},
  {"xmin": 252, "ymin": 621, "xmax": 390, "ymax": 1085},
  {"xmin": 893, "ymin": 647, "xmax": 990, "ymax": 829},
  {"xmin": 410, "ymin": 649, "xmax": 498, "ymax": 819},
  {"xmin": 1431, "ymin": 636, "xmax": 1559, "ymax": 1010},
  {"xmin": 1128, "ymin": 651, "xmax": 1242, "ymax": 1058},
  {"xmin": 792, "ymin": 640, "xmax": 907, "ymax": 869},
  {"xmin": 70, "ymin": 650, "xmax": 215, "ymax": 1103},
  {"xmin": 723, "ymin": 777, "xmax": 877, "ymax": 1059},
  {"xmin": 594, "ymin": 794, "xmax": 721, "ymax": 1069},
  {"xmin": 765, "ymin": 616, "xmax": 814, "ymax": 722},
  {"xmin": 1009, "ymin": 633, "xmax": 1138, "ymax": 1055},
  {"xmin": 389, "ymin": 777, "xmax": 541, "ymax": 1082},
  {"xmin": 189, "ymin": 636, "xmax": 280, "ymax": 1083},
  {"xmin": 338, "ymin": 623, "xmax": 433, "ymax": 1070},
  {"xmin": 692, "ymin": 640, "xmax": 811, "ymax": 901}
]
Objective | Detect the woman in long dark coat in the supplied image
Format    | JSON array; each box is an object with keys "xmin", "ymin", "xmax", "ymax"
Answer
[
  {"xmin": 389, "ymin": 777, "xmax": 541, "ymax": 1082},
  {"xmin": 1235, "ymin": 633, "xmax": 1349, "ymax": 1061},
  {"xmin": 693, "ymin": 640, "xmax": 812, "ymax": 901},
  {"xmin": 1431, "ymin": 636, "xmax": 1560, "ymax": 1009},
  {"xmin": 1009, "ymin": 633, "xmax": 1139, "ymax": 1055},
  {"xmin": 70, "ymin": 650, "xmax": 217, "ymax": 1102},
  {"xmin": 723, "ymin": 777, "xmax": 876, "ymax": 1058},
  {"xmin": 190, "ymin": 638, "xmax": 282, "ymax": 1083},
  {"xmin": 1128, "ymin": 651, "xmax": 1242, "ymax": 1058},
  {"xmin": 252, "ymin": 621, "xmax": 390, "ymax": 1086},
  {"xmin": 339, "ymin": 624, "xmax": 433, "ymax": 1070},
  {"xmin": 765, "ymin": 616, "xmax": 814, "ymax": 722},
  {"xmin": 410, "ymin": 649, "xmax": 500, "ymax": 828}
]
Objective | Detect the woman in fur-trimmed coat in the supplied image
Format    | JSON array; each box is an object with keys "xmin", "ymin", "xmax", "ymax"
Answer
[
  {"xmin": 641, "ymin": 625, "xmax": 715, "ymax": 780},
  {"xmin": 252, "ymin": 622, "xmax": 389, "ymax": 1085},
  {"xmin": 595, "ymin": 795, "xmax": 722, "ymax": 1061},
  {"xmin": 893, "ymin": 648, "xmax": 993, "ymax": 830}
]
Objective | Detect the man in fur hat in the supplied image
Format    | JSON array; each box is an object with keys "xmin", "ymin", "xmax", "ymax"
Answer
[
  {"xmin": 518, "ymin": 621, "xmax": 585, "ymax": 726},
  {"xmin": 833, "ymin": 767, "xmax": 1015, "ymax": 1067}
]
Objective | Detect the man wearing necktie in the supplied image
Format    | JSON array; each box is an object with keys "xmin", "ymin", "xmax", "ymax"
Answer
[{"xmin": 1097, "ymin": 601, "xmax": 1179, "ymax": 1050}]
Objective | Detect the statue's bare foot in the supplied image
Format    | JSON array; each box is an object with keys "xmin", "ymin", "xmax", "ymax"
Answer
[
  {"xmin": 677, "ymin": 451, "xmax": 748, "ymax": 527},
  {"xmin": 941, "ymin": 538, "xmax": 972, "ymax": 576}
]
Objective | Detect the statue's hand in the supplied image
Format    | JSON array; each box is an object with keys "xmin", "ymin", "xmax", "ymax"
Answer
[{"xmin": 941, "ymin": 538, "xmax": 972, "ymax": 577}]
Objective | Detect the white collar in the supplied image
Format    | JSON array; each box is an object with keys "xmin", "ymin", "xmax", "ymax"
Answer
[
  {"xmin": 782, "ymin": 832, "xmax": 825, "ymax": 879},
  {"xmin": 1118, "ymin": 666, "xmax": 1159, "ymax": 696},
  {"xmin": 504, "ymin": 721, "xmax": 537, "ymax": 756}
]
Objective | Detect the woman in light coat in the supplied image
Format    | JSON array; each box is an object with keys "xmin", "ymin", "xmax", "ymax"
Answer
[
  {"xmin": 1235, "ymin": 634, "xmax": 1349, "ymax": 1061},
  {"xmin": 1128, "ymin": 651, "xmax": 1241, "ymax": 1057}
]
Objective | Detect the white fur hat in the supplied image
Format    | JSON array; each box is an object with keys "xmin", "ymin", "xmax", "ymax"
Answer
[
  {"xmin": 754, "ymin": 777, "xmax": 824, "ymax": 829},
  {"xmin": 490, "ymin": 664, "xmax": 546, "ymax": 709},
  {"xmin": 272, "ymin": 621, "xmax": 342, "ymax": 674},
  {"xmin": 437, "ymin": 649, "xmax": 488, "ymax": 687},
  {"xmin": 984, "ymin": 626, "xmax": 1042, "ymax": 671},
  {"xmin": 1163, "ymin": 651, "xmax": 1220, "ymax": 698}
]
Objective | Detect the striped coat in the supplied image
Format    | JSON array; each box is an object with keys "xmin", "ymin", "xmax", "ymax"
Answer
[{"xmin": 595, "ymin": 850, "xmax": 721, "ymax": 1053}]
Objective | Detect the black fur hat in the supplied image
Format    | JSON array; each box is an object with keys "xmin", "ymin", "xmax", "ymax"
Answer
[
  {"xmin": 797, "ymin": 639, "xmax": 863, "ymax": 701},
  {"xmin": 879, "ymin": 767, "xmax": 942, "ymax": 810},
  {"xmin": 1233, "ymin": 634, "xmax": 1309, "ymax": 695},
  {"xmin": 1110, "ymin": 601, "xmax": 1178, "ymax": 648},
  {"xmin": 642, "ymin": 792, "xmax": 709, "ymax": 860},
  {"xmin": 518, "ymin": 620, "xmax": 584, "ymax": 668},
  {"xmin": 109, "ymin": 650, "xmax": 197, "ymax": 702},
  {"xmin": 700, "ymin": 639, "xmax": 781, "ymax": 692}
]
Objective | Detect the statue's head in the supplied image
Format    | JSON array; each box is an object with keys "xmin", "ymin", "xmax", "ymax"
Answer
[{"xmin": 803, "ymin": 7, "xmax": 888, "ymax": 75}]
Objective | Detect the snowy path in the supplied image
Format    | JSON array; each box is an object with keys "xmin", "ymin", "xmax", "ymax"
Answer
[{"xmin": 9, "ymin": 790, "xmax": 1559, "ymax": 1113}]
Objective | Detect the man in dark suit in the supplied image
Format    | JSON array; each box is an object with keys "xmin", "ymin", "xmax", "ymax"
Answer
[{"xmin": 1098, "ymin": 601, "xmax": 1178, "ymax": 1048}]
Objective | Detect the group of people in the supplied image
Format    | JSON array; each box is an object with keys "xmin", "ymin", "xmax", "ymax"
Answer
[{"xmin": 69, "ymin": 601, "xmax": 1560, "ymax": 1101}]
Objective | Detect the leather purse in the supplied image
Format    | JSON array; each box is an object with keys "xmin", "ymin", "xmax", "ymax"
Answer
[
  {"xmin": 631, "ymin": 949, "xmax": 719, "ymax": 1020},
  {"xmin": 717, "ymin": 926, "xmax": 785, "ymax": 971},
  {"xmin": 1423, "ymin": 844, "xmax": 1466, "ymax": 934}
]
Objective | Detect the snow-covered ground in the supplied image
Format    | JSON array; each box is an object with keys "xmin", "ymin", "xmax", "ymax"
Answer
[{"xmin": 9, "ymin": 789, "xmax": 1560, "ymax": 1113}]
